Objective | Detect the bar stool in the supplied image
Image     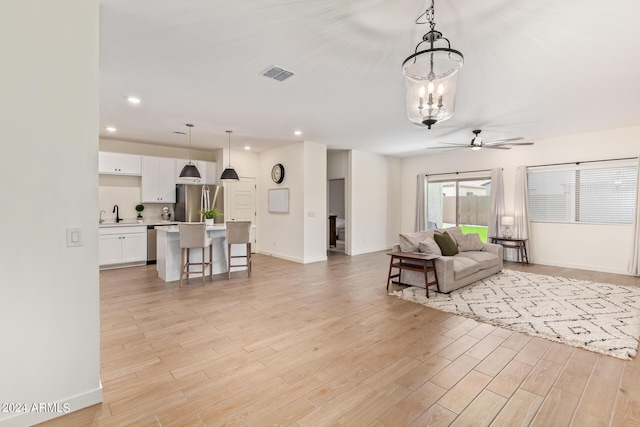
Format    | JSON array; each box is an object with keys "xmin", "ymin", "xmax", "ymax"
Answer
[
  {"xmin": 178, "ymin": 223, "xmax": 213, "ymax": 287},
  {"xmin": 226, "ymin": 221, "xmax": 252, "ymax": 279}
]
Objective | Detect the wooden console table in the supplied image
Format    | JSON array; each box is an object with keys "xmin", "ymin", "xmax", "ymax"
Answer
[
  {"xmin": 489, "ymin": 236, "xmax": 529, "ymax": 265},
  {"xmin": 386, "ymin": 252, "xmax": 439, "ymax": 298}
]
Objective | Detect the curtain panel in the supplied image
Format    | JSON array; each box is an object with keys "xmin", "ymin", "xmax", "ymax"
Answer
[
  {"xmin": 628, "ymin": 156, "xmax": 640, "ymax": 275},
  {"xmin": 488, "ymin": 168, "xmax": 505, "ymax": 239},
  {"xmin": 415, "ymin": 174, "xmax": 427, "ymax": 231}
]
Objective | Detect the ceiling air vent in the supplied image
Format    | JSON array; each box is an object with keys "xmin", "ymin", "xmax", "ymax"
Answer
[{"xmin": 261, "ymin": 66, "xmax": 294, "ymax": 82}]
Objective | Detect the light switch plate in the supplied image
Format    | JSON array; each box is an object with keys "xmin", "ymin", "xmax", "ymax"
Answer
[{"xmin": 66, "ymin": 227, "xmax": 83, "ymax": 247}]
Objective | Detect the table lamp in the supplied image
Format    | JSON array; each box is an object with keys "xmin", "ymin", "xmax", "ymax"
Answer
[{"xmin": 502, "ymin": 216, "xmax": 514, "ymax": 238}]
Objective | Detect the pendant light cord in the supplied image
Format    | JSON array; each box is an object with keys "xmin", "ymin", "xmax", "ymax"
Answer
[
  {"xmin": 186, "ymin": 123, "xmax": 194, "ymax": 164},
  {"xmin": 226, "ymin": 130, "xmax": 233, "ymax": 167}
]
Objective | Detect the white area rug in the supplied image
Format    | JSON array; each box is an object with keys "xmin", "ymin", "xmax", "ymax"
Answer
[{"xmin": 392, "ymin": 269, "xmax": 640, "ymax": 360}]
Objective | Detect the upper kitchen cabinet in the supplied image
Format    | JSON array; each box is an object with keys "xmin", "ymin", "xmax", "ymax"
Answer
[
  {"xmin": 99, "ymin": 152, "xmax": 142, "ymax": 175},
  {"xmin": 141, "ymin": 156, "xmax": 176, "ymax": 203},
  {"xmin": 176, "ymin": 160, "xmax": 217, "ymax": 185}
]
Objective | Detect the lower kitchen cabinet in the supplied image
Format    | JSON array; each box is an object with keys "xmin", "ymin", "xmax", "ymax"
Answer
[{"xmin": 99, "ymin": 226, "xmax": 147, "ymax": 267}]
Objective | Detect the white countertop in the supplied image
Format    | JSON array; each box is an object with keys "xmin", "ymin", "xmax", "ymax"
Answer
[
  {"xmin": 99, "ymin": 220, "xmax": 177, "ymax": 228},
  {"xmin": 155, "ymin": 224, "xmax": 227, "ymax": 232}
]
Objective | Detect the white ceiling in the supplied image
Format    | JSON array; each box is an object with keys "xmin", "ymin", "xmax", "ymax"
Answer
[{"xmin": 99, "ymin": 0, "xmax": 640, "ymax": 158}]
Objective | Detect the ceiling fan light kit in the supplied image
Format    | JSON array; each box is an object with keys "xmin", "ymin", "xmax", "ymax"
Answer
[{"xmin": 402, "ymin": 0, "xmax": 464, "ymax": 129}]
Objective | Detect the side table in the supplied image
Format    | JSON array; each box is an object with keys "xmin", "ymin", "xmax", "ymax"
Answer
[
  {"xmin": 489, "ymin": 236, "xmax": 529, "ymax": 266},
  {"xmin": 386, "ymin": 252, "xmax": 439, "ymax": 298}
]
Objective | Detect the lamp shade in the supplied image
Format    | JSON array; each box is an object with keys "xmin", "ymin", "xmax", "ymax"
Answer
[
  {"xmin": 220, "ymin": 167, "xmax": 239, "ymax": 181},
  {"xmin": 502, "ymin": 216, "xmax": 515, "ymax": 226},
  {"xmin": 179, "ymin": 162, "xmax": 201, "ymax": 179},
  {"xmin": 403, "ymin": 51, "xmax": 463, "ymax": 127}
]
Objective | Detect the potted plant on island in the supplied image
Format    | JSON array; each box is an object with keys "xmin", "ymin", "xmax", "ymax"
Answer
[
  {"xmin": 135, "ymin": 204, "xmax": 144, "ymax": 223},
  {"xmin": 199, "ymin": 207, "xmax": 221, "ymax": 226}
]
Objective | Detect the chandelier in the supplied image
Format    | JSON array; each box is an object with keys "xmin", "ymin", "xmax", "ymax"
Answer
[{"xmin": 402, "ymin": 0, "xmax": 464, "ymax": 129}]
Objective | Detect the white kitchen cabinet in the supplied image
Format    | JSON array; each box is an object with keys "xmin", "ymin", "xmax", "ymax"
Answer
[
  {"xmin": 141, "ymin": 156, "xmax": 176, "ymax": 203},
  {"xmin": 176, "ymin": 160, "xmax": 218, "ymax": 185},
  {"xmin": 99, "ymin": 152, "xmax": 142, "ymax": 175},
  {"xmin": 99, "ymin": 226, "xmax": 147, "ymax": 267}
]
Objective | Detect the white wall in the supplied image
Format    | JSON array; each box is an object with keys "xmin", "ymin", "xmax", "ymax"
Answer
[
  {"xmin": 223, "ymin": 148, "xmax": 259, "ymax": 179},
  {"xmin": 303, "ymin": 142, "xmax": 328, "ymax": 262},
  {"xmin": 348, "ymin": 150, "xmax": 402, "ymax": 255},
  {"xmin": 258, "ymin": 143, "xmax": 305, "ymax": 261},
  {"xmin": 258, "ymin": 142, "xmax": 327, "ymax": 263},
  {"xmin": 400, "ymin": 126, "xmax": 640, "ymax": 274},
  {"xmin": 100, "ymin": 138, "xmax": 217, "ymax": 162},
  {"xmin": 0, "ymin": 2, "xmax": 102, "ymax": 426},
  {"xmin": 327, "ymin": 150, "xmax": 348, "ymax": 179},
  {"xmin": 329, "ymin": 180, "xmax": 345, "ymax": 218}
]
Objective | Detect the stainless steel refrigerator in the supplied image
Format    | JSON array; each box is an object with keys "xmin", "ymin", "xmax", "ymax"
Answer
[{"xmin": 175, "ymin": 184, "xmax": 224, "ymax": 223}]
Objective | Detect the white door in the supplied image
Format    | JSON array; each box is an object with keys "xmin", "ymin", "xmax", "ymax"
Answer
[
  {"xmin": 228, "ymin": 178, "xmax": 256, "ymax": 223},
  {"xmin": 228, "ymin": 178, "xmax": 256, "ymax": 252}
]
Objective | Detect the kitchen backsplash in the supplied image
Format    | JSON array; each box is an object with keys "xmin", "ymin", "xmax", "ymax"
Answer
[{"xmin": 99, "ymin": 175, "xmax": 174, "ymax": 222}]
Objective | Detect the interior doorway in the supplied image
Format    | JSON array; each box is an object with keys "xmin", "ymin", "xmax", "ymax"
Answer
[
  {"xmin": 227, "ymin": 177, "xmax": 257, "ymax": 252},
  {"xmin": 328, "ymin": 178, "xmax": 345, "ymax": 253}
]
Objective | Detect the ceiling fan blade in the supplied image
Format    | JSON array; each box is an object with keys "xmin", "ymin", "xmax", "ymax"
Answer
[
  {"xmin": 483, "ymin": 145, "xmax": 511, "ymax": 150},
  {"xmin": 484, "ymin": 137, "xmax": 525, "ymax": 145},
  {"xmin": 425, "ymin": 145, "xmax": 468, "ymax": 151},
  {"xmin": 432, "ymin": 142, "xmax": 470, "ymax": 147},
  {"xmin": 489, "ymin": 141, "xmax": 535, "ymax": 147},
  {"xmin": 431, "ymin": 147, "xmax": 469, "ymax": 153}
]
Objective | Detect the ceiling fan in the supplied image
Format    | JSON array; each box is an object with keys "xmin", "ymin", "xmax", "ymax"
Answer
[{"xmin": 427, "ymin": 129, "xmax": 534, "ymax": 151}]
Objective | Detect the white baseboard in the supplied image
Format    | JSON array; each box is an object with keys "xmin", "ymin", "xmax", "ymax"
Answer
[
  {"xmin": 257, "ymin": 251, "xmax": 328, "ymax": 264},
  {"xmin": 0, "ymin": 384, "xmax": 102, "ymax": 427},
  {"xmin": 532, "ymin": 258, "xmax": 630, "ymax": 276}
]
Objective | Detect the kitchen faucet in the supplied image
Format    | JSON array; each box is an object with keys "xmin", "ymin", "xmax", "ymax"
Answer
[
  {"xmin": 99, "ymin": 210, "xmax": 106, "ymax": 224},
  {"xmin": 113, "ymin": 205, "xmax": 121, "ymax": 223}
]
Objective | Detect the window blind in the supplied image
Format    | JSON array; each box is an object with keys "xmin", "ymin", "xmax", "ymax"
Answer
[{"xmin": 527, "ymin": 163, "xmax": 637, "ymax": 224}]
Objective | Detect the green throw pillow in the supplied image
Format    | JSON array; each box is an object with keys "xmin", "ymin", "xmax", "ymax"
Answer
[{"xmin": 434, "ymin": 231, "xmax": 459, "ymax": 256}]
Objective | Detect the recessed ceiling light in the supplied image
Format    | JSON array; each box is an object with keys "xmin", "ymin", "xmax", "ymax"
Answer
[
  {"xmin": 294, "ymin": 130, "xmax": 302, "ymax": 136},
  {"xmin": 127, "ymin": 96, "xmax": 141, "ymax": 104},
  {"xmin": 244, "ymin": 146, "xmax": 251, "ymax": 150},
  {"xmin": 106, "ymin": 126, "xmax": 117, "ymax": 132}
]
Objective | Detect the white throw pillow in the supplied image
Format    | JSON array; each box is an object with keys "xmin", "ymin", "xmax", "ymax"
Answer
[
  {"xmin": 418, "ymin": 238, "xmax": 442, "ymax": 257},
  {"xmin": 399, "ymin": 230, "xmax": 435, "ymax": 252},
  {"xmin": 456, "ymin": 233, "xmax": 485, "ymax": 252}
]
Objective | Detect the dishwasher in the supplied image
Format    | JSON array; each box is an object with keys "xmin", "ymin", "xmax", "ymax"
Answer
[{"xmin": 147, "ymin": 225, "xmax": 157, "ymax": 264}]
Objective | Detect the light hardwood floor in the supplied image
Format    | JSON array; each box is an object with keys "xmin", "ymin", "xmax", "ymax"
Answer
[{"xmin": 38, "ymin": 251, "xmax": 640, "ymax": 426}]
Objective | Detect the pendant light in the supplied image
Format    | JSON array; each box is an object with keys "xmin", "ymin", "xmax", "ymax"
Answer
[
  {"xmin": 220, "ymin": 130, "xmax": 240, "ymax": 181},
  {"xmin": 179, "ymin": 123, "xmax": 201, "ymax": 179},
  {"xmin": 402, "ymin": 0, "xmax": 464, "ymax": 129}
]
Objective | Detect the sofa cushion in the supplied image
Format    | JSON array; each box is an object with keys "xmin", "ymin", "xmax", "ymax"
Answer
[
  {"xmin": 457, "ymin": 233, "xmax": 485, "ymax": 252},
  {"xmin": 418, "ymin": 238, "xmax": 442, "ymax": 257},
  {"xmin": 399, "ymin": 230, "xmax": 435, "ymax": 252},
  {"xmin": 442, "ymin": 226, "xmax": 464, "ymax": 244},
  {"xmin": 434, "ymin": 231, "xmax": 459, "ymax": 256},
  {"xmin": 458, "ymin": 251, "xmax": 499, "ymax": 270},
  {"xmin": 450, "ymin": 255, "xmax": 481, "ymax": 279}
]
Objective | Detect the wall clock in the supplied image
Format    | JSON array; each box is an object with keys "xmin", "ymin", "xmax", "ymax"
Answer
[{"xmin": 271, "ymin": 163, "xmax": 285, "ymax": 184}]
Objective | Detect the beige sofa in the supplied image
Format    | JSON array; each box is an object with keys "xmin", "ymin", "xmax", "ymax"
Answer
[{"xmin": 392, "ymin": 227, "xmax": 503, "ymax": 293}]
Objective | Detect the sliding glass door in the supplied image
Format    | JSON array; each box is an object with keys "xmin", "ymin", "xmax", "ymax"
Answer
[{"xmin": 427, "ymin": 178, "xmax": 491, "ymax": 242}]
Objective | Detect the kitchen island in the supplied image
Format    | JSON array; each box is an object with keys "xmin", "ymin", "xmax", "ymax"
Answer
[{"xmin": 155, "ymin": 224, "xmax": 250, "ymax": 283}]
